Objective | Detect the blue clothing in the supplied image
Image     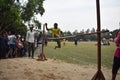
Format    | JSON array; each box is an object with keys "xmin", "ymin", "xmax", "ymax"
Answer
[
  {"xmin": 0, "ymin": 36, "xmax": 8, "ymax": 59},
  {"xmin": 37, "ymin": 34, "xmax": 42, "ymax": 47},
  {"xmin": 37, "ymin": 35, "xmax": 42, "ymax": 43},
  {"xmin": 0, "ymin": 36, "xmax": 8, "ymax": 47}
]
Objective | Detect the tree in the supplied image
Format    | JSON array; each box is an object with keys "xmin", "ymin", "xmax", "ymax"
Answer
[
  {"xmin": 21, "ymin": 0, "xmax": 45, "ymax": 22},
  {"xmin": 111, "ymin": 29, "xmax": 119, "ymax": 39},
  {"xmin": 84, "ymin": 29, "xmax": 90, "ymax": 41},
  {"xmin": 73, "ymin": 30, "xmax": 78, "ymax": 35},
  {"xmin": 79, "ymin": 29, "xmax": 86, "ymax": 41},
  {"xmin": 0, "ymin": 0, "xmax": 21, "ymax": 32},
  {"xmin": 0, "ymin": 0, "xmax": 45, "ymax": 35},
  {"xmin": 33, "ymin": 19, "xmax": 41, "ymax": 29},
  {"xmin": 101, "ymin": 29, "xmax": 110, "ymax": 39},
  {"xmin": 86, "ymin": 28, "xmax": 90, "ymax": 33},
  {"xmin": 90, "ymin": 28, "xmax": 97, "ymax": 41}
]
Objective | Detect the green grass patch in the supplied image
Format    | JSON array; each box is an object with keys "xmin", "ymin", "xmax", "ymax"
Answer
[{"xmin": 44, "ymin": 41, "xmax": 116, "ymax": 68}]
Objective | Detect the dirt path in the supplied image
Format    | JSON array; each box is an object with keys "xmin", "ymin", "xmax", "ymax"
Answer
[{"xmin": 0, "ymin": 58, "xmax": 120, "ymax": 80}]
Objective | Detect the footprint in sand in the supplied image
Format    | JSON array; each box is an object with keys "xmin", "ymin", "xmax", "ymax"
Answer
[
  {"xmin": 42, "ymin": 73, "xmax": 65, "ymax": 80},
  {"xmin": 0, "ymin": 71, "xmax": 3, "ymax": 75},
  {"xmin": 24, "ymin": 71, "xmax": 34, "ymax": 76},
  {"xmin": 13, "ymin": 66, "xmax": 18, "ymax": 69},
  {"xmin": 35, "ymin": 69, "xmax": 43, "ymax": 73},
  {"xmin": 24, "ymin": 68, "xmax": 34, "ymax": 77},
  {"xmin": 0, "ymin": 77, "xmax": 9, "ymax": 80}
]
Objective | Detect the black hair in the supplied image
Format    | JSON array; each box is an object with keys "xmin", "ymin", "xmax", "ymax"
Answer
[{"xmin": 54, "ymin": 23, "xmax": 58, "ymax": 27}]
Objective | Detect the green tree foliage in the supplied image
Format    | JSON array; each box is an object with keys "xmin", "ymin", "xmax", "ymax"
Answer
[
  {"xmin": 90, "ymin": 28, "xmax": 97, "ymax": 41},
  {"xmin": 34, "ymin": 19, "xmax": 41, "ymax": 29},
  {"xmin": 21, "ymin": 0, "xmax": 45, "ymax": 22},
  {"xmin": 0, "ymin": 0, "xmax": 20, "ymax": 32},
  {"xmin": 111, "ymin": 29, "xmax": 119, "ymax": 39},
  {"xmin": 73, "ymin": 30, "xmax": 78, "ymax": 35},
  {"xmin": 101, "ymin": 29, "xmax": 110, "ymax": 39},
  {"xmin": 0, "ymin": 0, "xmax": 45, "ymax": 35}
]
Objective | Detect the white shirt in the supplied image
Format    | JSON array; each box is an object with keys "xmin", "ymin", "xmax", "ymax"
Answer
[
  {"xmin": 8, "ymin": 35, "xmax": 16, "ymax": 44},
  {"xmin": 26, "ymin": 31, "xmax": 35, "ymax": 43}
]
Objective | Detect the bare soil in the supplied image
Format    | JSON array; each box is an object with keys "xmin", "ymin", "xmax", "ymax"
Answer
[{"xmin": 0, "ymin": 58, "xmax": 120, "ymax": 80}]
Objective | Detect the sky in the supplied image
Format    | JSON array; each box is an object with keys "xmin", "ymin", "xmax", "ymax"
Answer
[{"xmin": 36, "ymin": 0, "xmax": 120, "ymax": 32}]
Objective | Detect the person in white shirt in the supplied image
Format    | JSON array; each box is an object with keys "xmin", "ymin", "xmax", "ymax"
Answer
[
  {"xmin": 6, "ymin": 31, "xmax": 17, "ymax": 58},
  {"xmin": 26, "ymin": 25, "xmax": 35, "ymax": 58}
]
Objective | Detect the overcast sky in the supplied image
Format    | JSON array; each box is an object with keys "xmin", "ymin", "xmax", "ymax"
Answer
[{"xmin": 37, "ymin": 0, "xmax": 120, "ymax": 32}]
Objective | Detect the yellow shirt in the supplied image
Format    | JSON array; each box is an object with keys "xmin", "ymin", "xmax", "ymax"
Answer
[
  {"xmin": 63, "ymin": 39, "xmax": 66, "ymax": 43},
  {"xmin": 49, "ymin": 28, "xmax": 61, "ymax": 37}
]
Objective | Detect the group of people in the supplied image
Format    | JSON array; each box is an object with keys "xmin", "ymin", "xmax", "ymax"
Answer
[
  {"xmin": 28, "ymin": 23, "xmax": 120, "ymax": 80},
  {"xmin": 26, "ymin": 24, "xmax": 47, "ymax": 60},
  {"xmin": 26, "ymin": 23, "xmax": 63, "ymax": 60},
  {"xmin": 0, "ymin": 23, "xmax": 62, "ymax": 60},
  {"xmin": 0, "ymin": 31, "xmax": 27, "ymax": 59},
  {"xmin": 0, "ymin": 23, "xmax": 120, "ymax": 80}
]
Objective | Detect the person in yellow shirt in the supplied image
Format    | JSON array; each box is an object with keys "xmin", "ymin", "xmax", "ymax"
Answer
[
  {"xmin": 45, "ymin": 23, "xmax": 62, "ymax": 49},
  {"xmin": 63, "ymin": 38, "xmax": 66, "ymax": 46}
]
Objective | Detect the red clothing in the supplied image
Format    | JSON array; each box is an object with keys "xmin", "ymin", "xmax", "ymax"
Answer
[
  {"xmin": 114, "ymin": 31, "xmax": 120, "ymax": 58},
  {"xmin": 14, "ymin": 39, "xmax": 22, "ymax": 49},
  {"xmin": 114, "ymin": 48, "xmax": 120, "ymax": 58}
]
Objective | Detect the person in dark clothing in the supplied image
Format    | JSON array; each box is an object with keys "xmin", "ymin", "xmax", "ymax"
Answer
[
  {"xmin": 0, "ymin": 31, "xmax": 8, "ymax": 59},
  {"xmin": 74, "ymin": 38, "xmax": 78, "ymax": 46},
  {"xmin": 112, "ymin": 30, "xmax": 120, "ymax": 80}
]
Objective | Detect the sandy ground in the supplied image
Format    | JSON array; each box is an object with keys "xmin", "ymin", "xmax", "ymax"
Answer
[{"xmin": 0, "ymin": 57, "xmax": 120, "ymax": 80}]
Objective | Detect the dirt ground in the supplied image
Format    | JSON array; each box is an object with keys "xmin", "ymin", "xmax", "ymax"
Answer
[{"xmin": 0, "ymin": 57, "xmax": 120, "ymax": 80}]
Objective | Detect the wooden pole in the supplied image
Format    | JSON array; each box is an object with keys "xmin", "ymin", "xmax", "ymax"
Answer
[
  {"xmin": 47, "ymin": 31, "xmax": 108, "ymax": 40},
  {"xmin": 38, "ymin": 24, "xmax": 47, "ymax": 61},
  {"xmin": 91, "ymin": 0, "xmax": 105, "ymax": 80},
  {"xmin": 42, "ymin": 24, "xmax": 45, "ymax": 56}
]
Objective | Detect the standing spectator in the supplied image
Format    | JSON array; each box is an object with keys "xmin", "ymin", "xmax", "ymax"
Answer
[
  {"xmin": 37, "ymin": 32, "xmax": 42, "ymax": 59},
  {"xmin": 36, "ymin": 33, "xmax": 41, "ymax": 47},
  {"xmin": 21, "ymin": 35, "xmax": 27, "ymax": 57},
  {"xmin": 112, "ymin": 30, "xmax": 120, "ymax": 80},
  {"xmin": 6, "ymin": 31, "xmax": 17, "ymax": 58},
  {"xmin": 74, "ymin": 38, "xmax": 78, "ymax": 46},
  {"xmin": 63, "ymin": 38, "xmax": 66, "ymax": 46},
  {"xmin": 14, "ymin": 35, "xmax": 23, "ymax": 57},
  {"xmin": 26, "ymin": 25, "xmax": 35, "ymax": 59},
  {"xmin": 0, "ymin": 32, "xmax": 2, "ymax": 59},
  {"xmin": 0, "ymin": 31, "xmax": 8, "ymax": 59},
  {"xmin": 36, "ymin": 31, "xmax": 47, "ymax": 61}
]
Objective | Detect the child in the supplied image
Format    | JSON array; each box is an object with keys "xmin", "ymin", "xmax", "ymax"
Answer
[{"xmin": 37, "ymin": 32, "xmax": 47, "ymax": 61}]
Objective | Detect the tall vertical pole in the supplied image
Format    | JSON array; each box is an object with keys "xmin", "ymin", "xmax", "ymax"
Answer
[
  {"xmin": 40, "ymin": 24, "xmax": 47, "ymax": 61},
  {"xmin": 42, "ymin": 24, "xmax": 45, "ymax": 54},
  {"xmin": 97, "ymin": 0, "xmax": 101, "ymax": 72},
  {"xmin": 91, "ymin": 0, "xmax": 105, "ymax": 80}
]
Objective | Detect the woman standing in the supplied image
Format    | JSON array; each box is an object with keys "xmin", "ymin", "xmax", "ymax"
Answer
[{"xmin": 112, "ymin": 30, "xmax": 120, "ymax": 80}]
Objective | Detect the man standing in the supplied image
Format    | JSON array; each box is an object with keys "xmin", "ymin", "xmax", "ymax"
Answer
[{"xmin": 26, "ymin": 25, "xmax": 35, "ymax": 58}]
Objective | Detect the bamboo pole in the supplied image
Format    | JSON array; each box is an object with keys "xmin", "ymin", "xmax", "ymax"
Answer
[
  {"xmin": 47, "ymin": 31, "xmax": 108, "ymax": 40},
  {"xmin": 91, "ymin": 0, "xmax": 105, "ymax": 80}
]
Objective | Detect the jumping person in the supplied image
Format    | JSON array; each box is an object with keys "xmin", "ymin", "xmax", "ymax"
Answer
[
  {"xmin": 112, "ymin": 29, "xmax": 120, "ymax": 80},
  {"xmin": 45, "ymin": 23, "xmax": 63, "ymax": 49},
  {"xmin": 26, "ymin": 25, "xmax": 35, "ymax": 59}
]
